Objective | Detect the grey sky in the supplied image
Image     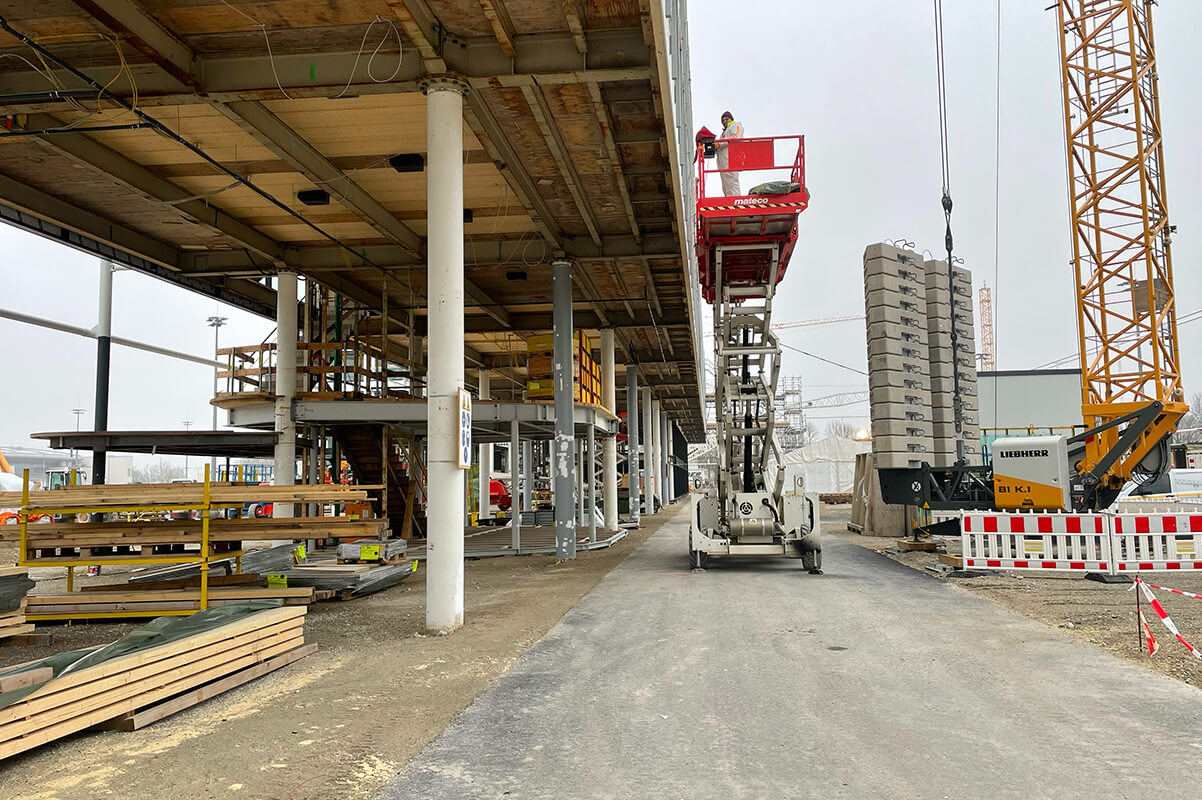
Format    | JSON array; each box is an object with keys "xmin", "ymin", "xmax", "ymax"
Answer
[{"xmin": 2, "ymin": 1, "xmax": 1201, "ymax": 453}]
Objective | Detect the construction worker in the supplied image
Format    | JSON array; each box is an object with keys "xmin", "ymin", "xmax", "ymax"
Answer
[{"xmin": 717, "ymin": 111, "xmax": 744, "ymax": 196}]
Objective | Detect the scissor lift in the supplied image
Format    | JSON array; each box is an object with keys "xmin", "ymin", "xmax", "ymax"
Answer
[{"xmin": 689, "ymin": 134, "xmax": 822, "ymax": 571}]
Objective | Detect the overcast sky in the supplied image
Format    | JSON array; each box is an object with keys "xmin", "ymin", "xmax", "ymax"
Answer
[{"xmin": 2, "ymin": 1, "xmax": 1201, "ymax": 455}]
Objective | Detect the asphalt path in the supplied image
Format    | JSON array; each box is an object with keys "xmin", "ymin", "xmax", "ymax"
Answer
[{"xmin": 381, "ymin": 504, "xmax": 1201, "ymax": 799}]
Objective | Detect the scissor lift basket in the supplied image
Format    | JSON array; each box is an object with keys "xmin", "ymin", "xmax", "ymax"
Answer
[{"xmin": 695, "ymin": 135, "xmax": 809, "ymax": 303}]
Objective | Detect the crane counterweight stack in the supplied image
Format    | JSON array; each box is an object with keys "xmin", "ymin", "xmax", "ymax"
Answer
[{"xmin": 689, "ymin": 134, "xmax": 822, "ymax": 571}]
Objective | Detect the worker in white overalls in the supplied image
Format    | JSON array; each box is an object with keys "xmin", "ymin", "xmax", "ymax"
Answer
[{"xmin": 717, "ymin": 111, "xmax": 744, "ymax": 196}]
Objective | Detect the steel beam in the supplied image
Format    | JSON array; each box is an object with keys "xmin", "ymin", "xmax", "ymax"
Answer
[
  {"xmin": 521, "ymin": 84, "xmax": 602, "ymax": 247},
  {"xmin": 69, "ymin": 0, "xmax": 197, "ymax": 87}
]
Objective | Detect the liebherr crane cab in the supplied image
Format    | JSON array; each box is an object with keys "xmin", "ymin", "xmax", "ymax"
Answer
[{"xmin": 688, "ymin": 133, "xmax": 822, "ymax": 571}]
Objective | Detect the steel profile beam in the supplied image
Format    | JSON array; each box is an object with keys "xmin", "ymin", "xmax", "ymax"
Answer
[
  {"xmin": 521, "ymin": 83, "xmax": 602, "ymax": 247},
  {"xmin": 69, "ymin": 0, "xmax": 198, "ymax": 87},
  {"xmin": 217, "ymin": 100, "xmax": 425, "ymax": 258}
]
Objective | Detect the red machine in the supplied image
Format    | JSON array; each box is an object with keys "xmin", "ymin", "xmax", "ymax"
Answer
[{"xmin": 695, "ymin": 135, "xmax": 809, "ymax": 303}]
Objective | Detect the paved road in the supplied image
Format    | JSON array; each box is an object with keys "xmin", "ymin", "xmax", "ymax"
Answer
[{"xmin": 381, "ymin": 506, "xmax": 1202, "ymax": 799}]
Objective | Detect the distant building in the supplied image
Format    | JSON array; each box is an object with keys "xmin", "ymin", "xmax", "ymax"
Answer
[{"xmin": 2, "ymin": 446, "xmax": 86, "ymax": 488}]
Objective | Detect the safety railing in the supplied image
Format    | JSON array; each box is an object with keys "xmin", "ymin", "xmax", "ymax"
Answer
[
  {"xmin": 960, "ymin": 510, "xmax": 1202, "ymax": 574},
  {"xmin": 217, "ymin": 340, "xmax": 424, "ymax": 401},
  {"xmin": 695, "ymin": 134, "xmax": 806, "ymax": 203}
]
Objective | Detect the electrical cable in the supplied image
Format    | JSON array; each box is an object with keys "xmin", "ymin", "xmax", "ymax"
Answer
[
  {"xmin": 0, "ymin": 14, "xmax": 417, "ymax": 302},
  {"xmin": 333, "ymin": 15, "xmax": 404, "ymax": 98},
  {"xmin": 778, "ymin": 342, "xmax": 867, "ymax": 376}
]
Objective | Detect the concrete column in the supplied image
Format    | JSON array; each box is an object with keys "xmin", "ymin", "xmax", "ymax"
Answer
[
  {"xmin": 92, "ymin": 260, "xmax": 113, "ymax": 486},
  {"xmin": 522, "ymin": 440, "xmax": 533, "ymax": 513},
  {"xmin": 666, "ymin": 418, "xmax": 675, "ymax": 501},
  {"xmin": 653, "ymin": 398, "xmax": 663, "ymax": 510},
  {"xmin": 600, "ymin": 330, "xmax": 618, "ymax": 530},
  {"xmin": 273, "ymin": 271, "xmax": 298, "ymax": 518},
  {"xmin": 642, "ymin": 387, "xmax": 655, "ymax": 513},
  {"xmin": 478, "ymin": 369, "xmax": 492, "ymax": 521},
  {"xmin": 510, "ymin": 418, "xmax": 521, "ymax": 551},
  {"xmin": 422, "ymin": 75, "xmax": 469, "ymax": 632},
  {"xmin": 552, "ymin": 259, "xmax": 576, "ymax": 559},
  {"xmin": 626, "ymin": 366, "xmax": 640, "ymax": 524}
]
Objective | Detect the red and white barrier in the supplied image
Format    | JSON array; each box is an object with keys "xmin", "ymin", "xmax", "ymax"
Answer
[
  {"xmin": 1111, "ymin": 514, "xmax": 1202, "ymax": 572},
  {"xmin": 958, "ymin": 511, "xmax": 1202, "ymax": 575},
  {"xmin": 1139, "ymin": 608, "xmax": 1159, "ymax": 655},
  {"xmin": 961, "ymin": 512, "xmax": 1111, "ymax": 572}
]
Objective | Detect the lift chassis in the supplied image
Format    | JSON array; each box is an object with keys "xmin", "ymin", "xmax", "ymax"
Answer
[{"xmin": 688, "ymin": 134, "xmax": 822, "ymax": 571}]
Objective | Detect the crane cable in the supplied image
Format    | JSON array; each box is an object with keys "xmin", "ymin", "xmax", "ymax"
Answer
[{"xmin": 933, "ymin": 0, "xmax": 966, "ymax": 460}]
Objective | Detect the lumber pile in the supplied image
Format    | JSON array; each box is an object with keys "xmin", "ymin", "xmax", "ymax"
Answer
[
  {"xmin": 0, "ymin": 482, "xmax": 377, "ymax": 510},
  {"xmin": 26, "ymin": 586, "xmax": 315, "ymax": 621},
  {"xmin": 0, "ymin": 603, "xmax": 314, "ymax": 759},
  {"xmin": 130, "ymin": 543, "xmax": 299, "ymax": 583},
  {"xmin": 0, "ymin": 568, "xmax": 34, "ymax": 641},
  {"xmin": 283, "ymin": 560, "xmax": 417, "ymax": 596},
  {"xmin": 336, "ymin": 538, "xmax": 407, "ymax": 563}
]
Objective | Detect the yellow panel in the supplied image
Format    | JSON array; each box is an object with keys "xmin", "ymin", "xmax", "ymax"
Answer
[{"xmin": 993, "ymin": 475, "xmax": 1068, "ymax": 511}]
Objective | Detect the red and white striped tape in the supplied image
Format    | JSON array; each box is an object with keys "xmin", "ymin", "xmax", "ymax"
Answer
[
  {"xmin": 1135, "ymin": 578, "xmax": 1202, "ymax": 662},
  {"xmin": 1142, "ymin": 582, "xmax": 1202, "ymax": 601},
  {"xmin": 1139, "ymin": 608, "xmax": 1159, "ymax": 656}
]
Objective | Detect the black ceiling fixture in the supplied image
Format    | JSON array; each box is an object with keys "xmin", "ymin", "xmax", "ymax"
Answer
[
  {"xmin": 506, "ymin": 271, "xmax": 527, "ymax": 281},
  {"xmin": 463, "ymin": 208, "xmax": 474, "ymax": 223},
  {"xmin": 389, "ymin": 153, "xmax": 425, "ymax": 173},
  {"xmin": 297, "ymin": 189, "xmax": 330, "ymax": 206}
]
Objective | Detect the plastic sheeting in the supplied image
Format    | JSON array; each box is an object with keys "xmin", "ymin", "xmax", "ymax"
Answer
[
  {"xmin": 0, "ymin": 599, "xmax": 282, "ymax": 710},
  {"xmin": 780, "ymin": 438, "xmax": 871, "ymax": 494}
]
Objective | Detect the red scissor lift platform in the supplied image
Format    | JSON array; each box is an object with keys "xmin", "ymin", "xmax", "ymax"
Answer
[{"xmin": 695, "ymin": 135, "xmax": 809, "ymax": 303}]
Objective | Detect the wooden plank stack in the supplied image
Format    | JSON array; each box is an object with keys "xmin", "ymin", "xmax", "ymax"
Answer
[
  {"xmin": 26, "ymin": 586, "xmax": 316, "ymax": 621},
  {"xmin": 0, "ymin": 568, "xmax": 34, "ymax": 640},
  {"xmin": 0, "ymin": 605, "xmax": 313, "ymax": 760},
  {"xmin": 0, "ymin": 482, "xmax": 379, "ymax": 510}
]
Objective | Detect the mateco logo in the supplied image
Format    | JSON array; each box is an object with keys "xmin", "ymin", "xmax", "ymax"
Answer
[
  {"xmin": 732, "ymin": 198, "xmax": 768, "ymax": 206},
  {"xmin": 998, "ymin": 449, "xmax": 1050, "ymax": 459}
]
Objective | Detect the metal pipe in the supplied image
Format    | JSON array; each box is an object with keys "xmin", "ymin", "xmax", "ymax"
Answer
[
  {"xmin": 552, "ymin": 258, "xmax": 577, "ymax": 559},
  {"xmin": 273, "ymin": 271, "xmax": 298, "ymax": 518},
  {"xmin": 92, "ymin": 261, "xmax": 113, "ymax": 486},
  {"xmin": 626, "ymin": 366, "xmax": 640, "ymax": 524},
  {"xmin": 424, "ymin": 76, "xmax": 469, "ymax": 632},
  {"xmin": 0, "ymin": 307, "xmax": 223, "ymax": 367},
  {"xmin": 522, "ymin": 439, "xmax": 533, "ymax": 514},
  {"xmin": 600, "ymin": 330, "xmax": 618, "ymax": 530}
]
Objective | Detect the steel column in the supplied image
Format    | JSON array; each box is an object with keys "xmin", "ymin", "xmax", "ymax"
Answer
[
  {"xmin": 478, "ymin": 369, "xmax": 492, "ymax": 521},
  {"xmin": 510, "ymin": 418, "xmax": 521, "ymax": 551},
  {"xmin": 522, "ymin": 439, "xmax": 533, "ymax": 513},
  {"xmin": 642, "ymin": 387, "xmax": 655, "ymax": 513},
  {"xmin": 552, "ymin": 258, "xmax": 577, "ymax": 559},
  {"xmin": 600, "ymin": 329, "xmax": 618, "ymax": 530},
  {"xmin": 92, "ymin": 260, "xmax": 113, "ymax": 486},
  {"xmin": 423, "ymin": 75, "xmax": 469, "ymax": 632},
  {"xmin": 626, "ymin": 366, "xmax": 640, "ymax": 524},
  {"xmin": 272, "ymin": 271, "xmax": 297, "ymax": 518}
]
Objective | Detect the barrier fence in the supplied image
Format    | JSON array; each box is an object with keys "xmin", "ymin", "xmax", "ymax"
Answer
[{"xmin": 961, "ymin": 511, "xmax": 1202, "ymax": 575}]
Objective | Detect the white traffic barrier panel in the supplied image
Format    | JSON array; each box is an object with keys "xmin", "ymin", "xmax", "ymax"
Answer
[
  {"xmin": 1111, "ymin": 513, "xmax": 1202, "ymax": 572},
  {"xmin": 961, "ymin": 512, "xmax": 1111, "ymax": 572}
]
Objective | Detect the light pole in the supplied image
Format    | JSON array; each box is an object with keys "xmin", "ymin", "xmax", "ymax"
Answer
[
  {"xmin": 182, "ymin": 419, "xmax": 193, "ymax": 480},
  {"xmin": 69, "ymin": 407, "xmax": 86, "ymax": 467},
  {"xmin": 207, "ymin": 315, "xmax": 228, "ymax": 478}
]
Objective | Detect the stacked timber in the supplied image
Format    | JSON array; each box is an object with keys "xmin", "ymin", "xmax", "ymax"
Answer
[
  {"xmin": 0, "ymin": 604, "xmax": 314, "ymax": 758},
  {"xmin": 25, "ymin": 586, "xmax": 315, "ymax": 621},
  {"xmin": 0, "ymin": 482, "xmax": 379, "ymax": 510},
  {"xmin": 129, "ymin": 543, "xmax": 299, "ymax": 583},
  {"xmin": 335, "ymin": 538, "xmax": 407, "ymax": 563},
  {"xmin": 283, "ymin": 561, "xmax": 416, "ymax": 596},
  {"xmin": 0, "ymin": 567, "xmax": 35, "ymax": 640}
]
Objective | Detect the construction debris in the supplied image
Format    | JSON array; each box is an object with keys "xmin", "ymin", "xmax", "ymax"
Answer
[{"xmin": 0, "ymin": 602, "xmax": 313, "ymax": 760}]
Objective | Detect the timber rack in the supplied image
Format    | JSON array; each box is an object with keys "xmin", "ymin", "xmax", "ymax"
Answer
[{"xmin": 2, "ymin": 469, "xmax": 381, "ymax": 620}]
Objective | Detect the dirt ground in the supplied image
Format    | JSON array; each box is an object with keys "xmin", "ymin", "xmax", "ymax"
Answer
[
  {"xmin": 0, "ymin": 506, "xmax": 683, "ymax": 800},
  {"xmin": 828, "ymin": 505, "xmax": 1202, "ymax": 689}
]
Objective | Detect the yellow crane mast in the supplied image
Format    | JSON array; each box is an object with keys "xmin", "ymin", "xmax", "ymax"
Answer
[{"xmin": 1056, "ymin": 0, "xmax": 1187, "ymax": 493}]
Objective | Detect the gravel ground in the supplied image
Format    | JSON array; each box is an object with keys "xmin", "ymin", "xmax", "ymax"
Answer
[
  {"xmin": 0, "ymin": 508, "xmax": 676, "ymax": 800},
  {"xmin": 830, "ymin": 505, "xmax": 1202, "ymax": 689}
]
